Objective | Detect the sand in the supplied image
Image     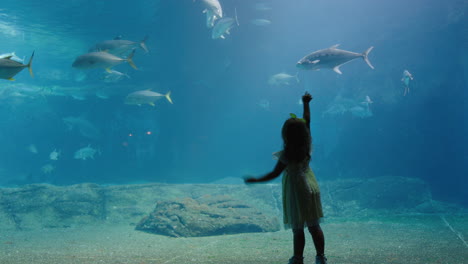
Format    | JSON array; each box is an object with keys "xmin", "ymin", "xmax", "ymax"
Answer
[{"xmin": 1, "ymin": 215, "xmax": 467, "ymax": 264}]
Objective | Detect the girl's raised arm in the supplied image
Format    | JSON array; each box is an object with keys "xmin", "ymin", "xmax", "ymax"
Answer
[{"xmin": 302, "ymin": 92, "xmax": 312, "ymax": 129}]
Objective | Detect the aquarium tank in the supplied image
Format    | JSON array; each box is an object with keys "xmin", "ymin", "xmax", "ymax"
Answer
[{"xmin": 0, "ymin": 0, "xmax": 466, "ymax": 263}]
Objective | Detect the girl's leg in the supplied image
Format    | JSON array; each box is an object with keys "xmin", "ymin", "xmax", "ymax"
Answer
[
  {"xmin": 308, "ymin": 225, "xmax": 325, "ymax": 256},
  {"xmin": 292, "ymin": 228, "xmax": 306, "ymax": 257}
]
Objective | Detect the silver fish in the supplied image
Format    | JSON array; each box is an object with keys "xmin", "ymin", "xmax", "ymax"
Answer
[
  {"xmin": 296, "ymin": 44, "xmax": 374, "ymax": 74},
  {"xmin": 401, "ymin": 70, "xmax": 413, "ymax": 96},
  {"xmin": 103, "ymin": 69, "xmax": 130, "ymax": 83},
  {"xmin": 0, "ymin": 51, "xmax": 34, "ymax": 80},
  {"xmin": 125, "ymin": 90, "xmax": 173, "ymax": 106},
  {"xmin": 250, "ymin": 19, "xmax": 271, "ymax": 26},
  {"xmin": 63, "ymin": 116, "xmax": 101, "ymax": 139},
  {"xmin": 89, "ymin": 36, "xmax": 149, "ymax": 54},
  {"xmin": 74, "ymin": 145, "xmax": 98, "ymax": 160},
  {"xmin": 253, "ymin": 3, "xmax": 272, "ymax": 11},
  {"xmin": 212, "ymin": 16, "xmax": 239, "ymax": 39},
  {"xmin": 72, "ymin": 50, "xmax": 137, "ymax": 71},
  {"xmin": 268, "ymin": 72, "xmax": 299, "ymax": 86}
]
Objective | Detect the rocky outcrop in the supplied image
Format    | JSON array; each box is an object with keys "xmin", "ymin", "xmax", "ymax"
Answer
[
  {"xmin": 136, "ymin": 195, "xmax": 279, "ymax": 237},
  {"xmin": 0, "ymin": 176, "xmax": 462, "ymax": 235},
  {"xmin": 320, "ymin": 176, "xmax": 434, "ymax": 217},
  {"xmin": 0, "ymin": 183, "xmax": 104, "ymax": 230}
]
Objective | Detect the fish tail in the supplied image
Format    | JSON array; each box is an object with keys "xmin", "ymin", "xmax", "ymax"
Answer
[
  {"xmin": 140, "ymin": 36, "xmax": 149, "ymax": 53},
  {"xmin": 165, "ymin": 91, "xmax": 173, "ymax": 104},
  {"xmin": 127, "ymin": 49, "xmax": 138, "ymax": 70},
  {"xmin": 27, "ymin": 51, "xmax": 35, "ymax": 78},
  {"xmin": 363, "ymin": 46, "xmax": 374, "ymax": 69},
  {"xmin": 294, "ymin": 72, "xmax": 300, "ymax": 83}
]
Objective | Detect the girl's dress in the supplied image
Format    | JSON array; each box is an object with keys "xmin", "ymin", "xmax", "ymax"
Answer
[{"xmin": 276, "ymin": 151, "xmax": 323, "ymax": 229}]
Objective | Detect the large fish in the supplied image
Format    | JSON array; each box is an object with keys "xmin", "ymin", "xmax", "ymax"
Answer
[
  {"xmin": 200, "ymin": 0, "xmax": 223, "ymax": 28},
  {"xmin": 125, "ymin": 90, "xmax": 173, "ymax": 106},
  {"xmin": 212, "ymin": 16, "xmax": 239, "ymax": 39},
  {"xmin": 0, "ymin": 51, "xmax": 34, "ymax": 80},
  {"xmin": 89, "ymin": 36, "xmax": 149, "ymax": 54},
  {"xmin": 72, "ymin": 49, "xmax": 137, "ymax": 72},
  {"xmin": 296, "ymin": 44, "xmax": 374, "ymax": 74}
]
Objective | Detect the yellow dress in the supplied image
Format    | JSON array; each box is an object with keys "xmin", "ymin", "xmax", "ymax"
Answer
[{"xmin": 277, "ymin": 151, "xmax": 323, "ymax": 229}]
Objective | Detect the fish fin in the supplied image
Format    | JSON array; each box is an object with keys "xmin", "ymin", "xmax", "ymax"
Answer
[
  {"xmin": 311, "ymin": 59, "xmax": 320, "ymax": 64},
  {"xmin": 234, "ymin": 7, "xmax": 240, "ymax": 26},
  {"xmin": 226, "ymin": 29, "xmax": 231, "ymax": 34},
  {"xmin": 165, "ymin": 91, "xmax": 173, "ymax": 104},
  {"xmin": 203, "ymin": 9, "xmax": 207, "ymax": 13},
  {"xmin": 4, "ymin": 56, "xmax": 13, "ymax": 60},
  {"xmin": 105, "ymin": 68, "xmax": 112, "ymax": 73},
  {"xmin": 294, "ymin": 72, "xmax": 300, "ymax": 83},
  {"xmin": 149, "ymin": 102, "xmax": 155, "ymax": 107},
  {"xmin": 140, "ymin": 36, "xmax": 149, "ymax": 53},
  {"xmin": 333, "ymin": 66, "xmax": 342, "ymax": 74},
  {"xmin": 113, "ymin": 35, "xmax": 122, "ymax": 40},
  {"xmin": 27, "ymin": 51, "xmax": 34, "ymax": 78},
  {"xmin": 127, "ymin": 49, "xmax": 138, "ymax": 70},
  {"xmin": 8, "ymin": 78, "xmax": 15, "ymax": 81},
  {"xmin": 363, "ymin": 46, "xmax": 374, "ymax": 69},
  {"xmin": 330, "ymin": 44, "xmax": 340, "ymax": 49},
  {"xmin": 220, "ymin": 35, "xmax": 225, "ymax": 39}
]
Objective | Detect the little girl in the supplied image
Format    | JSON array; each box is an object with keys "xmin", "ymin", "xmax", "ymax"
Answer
[{"xmin": 244, "ymin": 92, "xmax": 327, "ymax": 264}]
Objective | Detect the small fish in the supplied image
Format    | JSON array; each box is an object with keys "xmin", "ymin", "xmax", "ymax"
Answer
[
  {"xmin": 49, "ymin": 149, "xmax": 61, "ymax": 160},
  {"xmin": 0, "ymin": 51, "xmax": 34, "ymax": 81},
  {"xmin": 41, "ymin": 164, "xmax": 55, "ymax": 174},
  {"xmin": 28, "ymin": 144, "xmax": 38, "ymax": 154},
  {"xmin": 361, "ymin": 95, "xmax": 373, "ymax": 105},
  {"xmin": 0, "ymin": 52, "xmax": 24, "ymax": 63},
  {"xmin": 257, "ymin": 99, "xmax": 270, "ymax": 110},
  {"xmin": 212, "ymin": 9, "xmax": 239, "ymax": 39},
  {"xmin": 296, "ymin": 44, "xmax": 374, "ymax": 74},
  {"xmin": 89, "ymin": 36, "xmax": 149, "ymax": 54},
  {"xmin": 268, "ymin": 72, "xmax": 299, "ymax": 86},
  {"xmin": 74, "ymin": 145, "xmax": 98, "ymax": 160},
  {"xmin": 103, "ymin": 69, "xmax": 130, "ymax": 83},
  {"xmin": 72, "ymin": 50, "xmax": 137, "ymax": 72},
  {"xmin": 401, "ymin": 70, "xmax": 413, "ymax": 96},
  {"xmin": 200, "ymin": 0, "xmax": 223, "ymax": 28},
  {"xmin": 63, "ymin": 116, "xmax": 101, "ymax": 139},
  {"xmin": 250, "ymin": 19, "xmax": 271, "ymax": 26},
  {"xmin": 361, "ymin": 95, "xmax": 373, "ymax": 112},
  {"xmin": 125, "ymin": 90, "xmax": 173, "ymax": 106},
  {"xmin": 253, "ymin": 3, "xmax": 272, "ymax": 11}
]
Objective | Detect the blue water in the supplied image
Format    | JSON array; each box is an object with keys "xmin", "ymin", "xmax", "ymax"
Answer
[{"xmin": 0, "ymin": 0, "xmax": 466, "ymax": 205}]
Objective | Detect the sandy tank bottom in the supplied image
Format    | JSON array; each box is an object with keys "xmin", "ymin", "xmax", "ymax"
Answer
[{"xmin": 0, "ymin": 215, "xmax": 467, "ymax": 264}]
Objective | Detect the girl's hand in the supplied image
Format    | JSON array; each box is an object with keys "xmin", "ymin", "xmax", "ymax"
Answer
[
  {"xmin": 302, "ymin": 92, "xmax": 313, "ymax": 104},
  {"xmin": 243, "ymin": 176, "xmax": 258, "ymax": 184}
]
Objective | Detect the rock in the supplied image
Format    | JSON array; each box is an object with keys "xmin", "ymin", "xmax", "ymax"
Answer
[
  {"xmin": 320, "ymin": 176, "xmax": 433, "ymax": 217},
  {"xmin": 0, "ymin": 183, "xmax": 105, "ymax": 230},
  {"xmin": 135, "ymin": 194, "xmax": 280, "ymax": 237},
  {"xmin": 0, "ymin": 176, "xmax": 456, "ymax": 232}
]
